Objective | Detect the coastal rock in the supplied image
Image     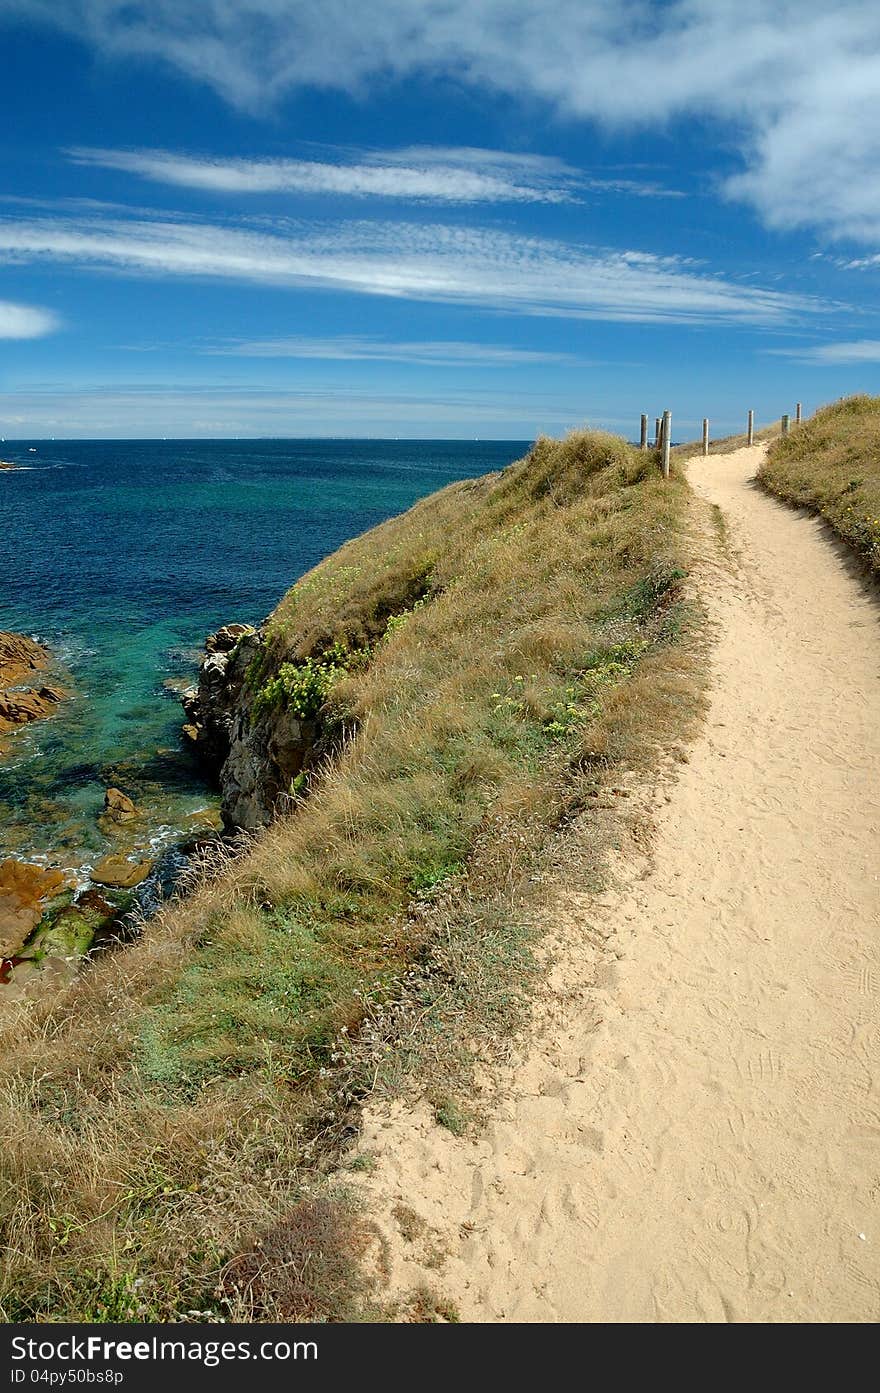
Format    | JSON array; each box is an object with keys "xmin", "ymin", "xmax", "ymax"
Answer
[
  {"xmin": 205, "ymin": 623, "xmax": 255, "ymax": 655},
  {"xmin": 0, "ymin": 631, "xmax": 49, "ymax": 687},
  {"xmin": 1, "ymin": 954, "xmax": 78, "ymax": 1003},
  {"xmin": 221, "ymin": 708, "xmax": 318, "ymax": 831},
  {"xmin": 180, "ymin": 625, "xmax": 326, "ymax": 831},
  {"xmin": 0, "ymin": 685, "xmax": 65, "ymax": 733},
  {"xmin": 181, "ymin": 626, "xmax": 261, "ymax": 776},
  {"xmin": 102, "ymin": 787, "xmax": 139, "ymax": 823},
  {"xmin": 0, "ymin": 859, "xmax": 69, "ymax": 958},
  {"xmin": 0, "ymin": 633, "xmax": 67, "ymax": 738},
  {"xmin": 75, "ymin": 888, "xmax": 119, "ymax": 922},
  {"xmin": 21, "ymin": 906, "xmax": 95, "ymax": 962},
  {"xmin": 90, "ymin": 855, "xmax": 152, "ymax": 889}
]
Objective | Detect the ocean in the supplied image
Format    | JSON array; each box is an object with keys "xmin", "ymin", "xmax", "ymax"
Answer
[{"xmin": 0, "ymin": 438, "xmax": 528, "ymax": 877}]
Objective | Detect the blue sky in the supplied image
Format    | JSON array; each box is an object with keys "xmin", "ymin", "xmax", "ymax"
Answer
[{"xmin": 1, "ymin": 1, "xmax": 879, "ymax": 439}]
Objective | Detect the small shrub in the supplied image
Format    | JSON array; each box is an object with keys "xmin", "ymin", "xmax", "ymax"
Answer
[
  {"xmin": 252, "ymin": 642, "xmax": 352, "ymax": 722},
  {"xmin": 221, "ymin": 1195, "xmax": 379, "ymax": 1322}
]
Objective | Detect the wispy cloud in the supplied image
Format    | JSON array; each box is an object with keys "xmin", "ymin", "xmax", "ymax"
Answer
[
  {"xmin": 0, "ymin": 298, "xmax": 60, "ymax": 338},
  {"xmin": 837, "ymin": 255, "xmax": 880, "ymax": 272},
  {"xmin": 0, "ymin": 212, "xmax": 812, "ymax": 325},
  {"xmin": 67, "ymin": 145, "xmax": 583, "ymax": 204},
  {"xmin": 0, "ymin": 380, "xmax": 580, "ymax": 437},
  {"xmin": 205, "ymin": 336, "xmax": 579, "ymax": 366},
  {"xmin": 5, "ymin": 2, "xmax": 879, "ymax": 246},
  {"xmin": 67, "ymin": 144, "xmax": 684, "ymax": 204},
  {"xmin": 770, "ymin": 339, "xmax": 880, "ymax": 365}
]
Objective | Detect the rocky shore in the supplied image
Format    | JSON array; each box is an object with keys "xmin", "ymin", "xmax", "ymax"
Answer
[
  {"xmin": 0, "ymin": 780, "xmax": 220, "ymax": 1004},
  {"xmin": 0, "ymin": 630, "xmax": 226, "ymax": 1005},
  {"xmin": 0, "ymin": 854, "xmax": 129, "ymax": 1002},
  {"xmin": 0, "ymin": 631, "xmax": 66, "ymax": 738}
]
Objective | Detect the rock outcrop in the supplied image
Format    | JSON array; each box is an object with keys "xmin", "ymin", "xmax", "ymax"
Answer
[
  {"xmin": 102, "ymin": 787, "xmax": 139, "ymax": 823},
  {"xmin": 182, "ymin": 624, "xmax": 325, "ymax": 831},
  {"xmin": 1, "ymin": 868, "xmax": 123, "ymax": 1001},
  {"xmin": 0, "ymin": 859, "xmax": 70, "ymax": 958},
  {"xmin": 98, "ymin": 787, "xmax": 143, "ymax": 842},
  {"xmin": 0, "ymin": 632, "xmax": 67, "ymax": 738},
  {"xmin": 90, "ymin": 854, "xmax": 152, "ymax": 890},
  {"xmin": 0, "ymin": 631, "xmax": 48, "ymax": 686}
]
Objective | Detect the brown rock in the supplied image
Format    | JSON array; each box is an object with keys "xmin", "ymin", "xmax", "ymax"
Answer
[
  {"xmin": 103, "ymin": 787, "xmax": 139, "ymax": 823},
  {"xmin": 0, "ymin": 634, "xmax": 68, "ymax": 738},
  {"xmin": 0, "ymin": 859, "xmax": 68, "ymax": 958},
  {"xmin": 162, "ymin": 675, "xmax": 192, "ymax": 696},
  {"xmin": 0, "ymin": 631, "xmax": 49, "ymax": 687},
  {"xmin": 90, "ymin": 855, "xmax": 152, "ymax": 889}
]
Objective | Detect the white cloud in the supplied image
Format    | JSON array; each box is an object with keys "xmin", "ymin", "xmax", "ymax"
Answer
[
  {"xmin": 0, "ymin": 298, "xmax": 60, "ymax": 337},
  {"xmin": 205, "ymin": 336, "xmax": 577, "ymax": 365},
  {"xmin": 4, "ymin": 2, "xmax": 880, "ymax": 245},
  {"xmin": 771, "ymin": 340, "xmax": 880, "ymax": 365},
  {"xmin": 67, "ymin": 144, "xmax": 685, "ymax": 203},
  {"xmin": 67, "ymin": 145, "xmax": 581, "ymax": 203},
  {"xmin": 0, "ymin": 211, "xmax": 811, "ymax": 325}
]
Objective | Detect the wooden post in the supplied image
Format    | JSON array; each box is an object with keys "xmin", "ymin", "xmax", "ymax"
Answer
[
  {"xmin": 747, "ymin": 409, "xmax": 754, "ymax": 446},
  {"xmin": 655, "ymin": 416, "xmax": 662, "ymax": 448},
  {"xmin": 781, "ymin": 414, "xmax": 790, "ymax": 437},
  {"xmin": 796, "ymin": 402, "xmax": 802, "ymax": 424},
  {"xmin": 702, "ymin": 418, "xmax": 709, "ymax": 456},
  {"xmin": 661, "ymin": 409, "xmax": 671, "ymax": 479},
  {"xmin": 640, "ymin": 413, "xmax": 648, "ymax": 450}
]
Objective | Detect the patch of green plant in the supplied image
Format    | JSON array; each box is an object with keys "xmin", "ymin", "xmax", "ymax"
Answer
[
  {"xmin": 135, "ymin": 907, "xmax": 365, "ymax": 1090},
  {"xmin": 381, "ymin": 596, "xmax": 428, "ymax": 644},
  {"xmin": 622, "ymin": 563, "xmax": 686, "ymax": 620},
  {"xmin": 252, "ymin": 642, "xmax": 352, "ymax": 723},
  {"xmin": 409, "ymin": 858, "xmax": 465, "ymax": 893},
  {"xmin": 432, "ymin": 1096, "xmax": 469, "ymax": 1136}
]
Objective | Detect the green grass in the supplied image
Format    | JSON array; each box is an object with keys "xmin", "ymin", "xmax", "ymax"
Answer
[
  {"xmin": 0, "ymin": 428, "xmax": 703, "ymax": 1322},
  {"xmin": 758, "ymin": 395, "xmax": 880, "ymax": 575}
]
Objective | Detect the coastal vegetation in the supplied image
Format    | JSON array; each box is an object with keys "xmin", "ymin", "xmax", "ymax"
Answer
[
  {"xmin": 0, "ymin": 429, "xmax": 703, "ymax": 1321},
  {"xmin": 758, "ymin": 395, "xmax": 880, "ymax": 576}
]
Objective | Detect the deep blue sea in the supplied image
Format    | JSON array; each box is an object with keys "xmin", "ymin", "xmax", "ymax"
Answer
[{"xmin": 0, "ymin": 438, "xmax": 528, "ymax": 877}]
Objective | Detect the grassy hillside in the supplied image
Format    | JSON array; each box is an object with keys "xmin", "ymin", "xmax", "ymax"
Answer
[
  {"xmin": 758, "ymin": 395, "xmax": 880, "ymax": 575},
  {"xmin": 0, "ymin": 430, "xmax": 702, "ymax": 1322}
]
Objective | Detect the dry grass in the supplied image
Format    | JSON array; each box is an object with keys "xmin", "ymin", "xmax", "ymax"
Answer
[
  {"xmin": 0, "ymin": 429, "xmax": 703, "ymax": 1322},
  {"xmin": 758, "ymin": 395, "xmax": 880, "ymax": 576}
]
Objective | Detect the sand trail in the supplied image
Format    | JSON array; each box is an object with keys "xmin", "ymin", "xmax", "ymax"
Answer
[{"xmin": 357, "ymin": 443, "xmax": 880, "ymax": 1322}]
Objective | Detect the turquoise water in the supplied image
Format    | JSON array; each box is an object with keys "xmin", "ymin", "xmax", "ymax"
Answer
[{"xmin": 0, "ymin": 439, "xmax": 527, "ymax": 877}]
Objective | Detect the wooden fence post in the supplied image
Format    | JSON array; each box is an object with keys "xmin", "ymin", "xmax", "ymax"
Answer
[
  {"xmin": 781, "ymin": 414, "xmax": 790, "ymax": 437},
  {"xmin": 640, "ymin": 413, "xmax": 648, "ymax": 450},
  {"xmin": 655, "ymin": 416, "xmax": 662, "ymax": 448},
  {"xmin": 661, "ymin": 410, "xmax": 671, "ymax": 479},
  {"xmin": 796, "ymin": 402, "xmax": 802, "ymax": 424},
  {"xmin": 747, "ymin": 409, "xmax": 754, "ymax": 446},
  {"xmin": 702, "ymin": 418, "xmax": 709, "ymax": 456}
]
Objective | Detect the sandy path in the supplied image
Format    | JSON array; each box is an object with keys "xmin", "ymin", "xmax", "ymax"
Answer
[{"xmin": 356, "ymin": 444, "xmax": 880, "ymax": 1322}]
